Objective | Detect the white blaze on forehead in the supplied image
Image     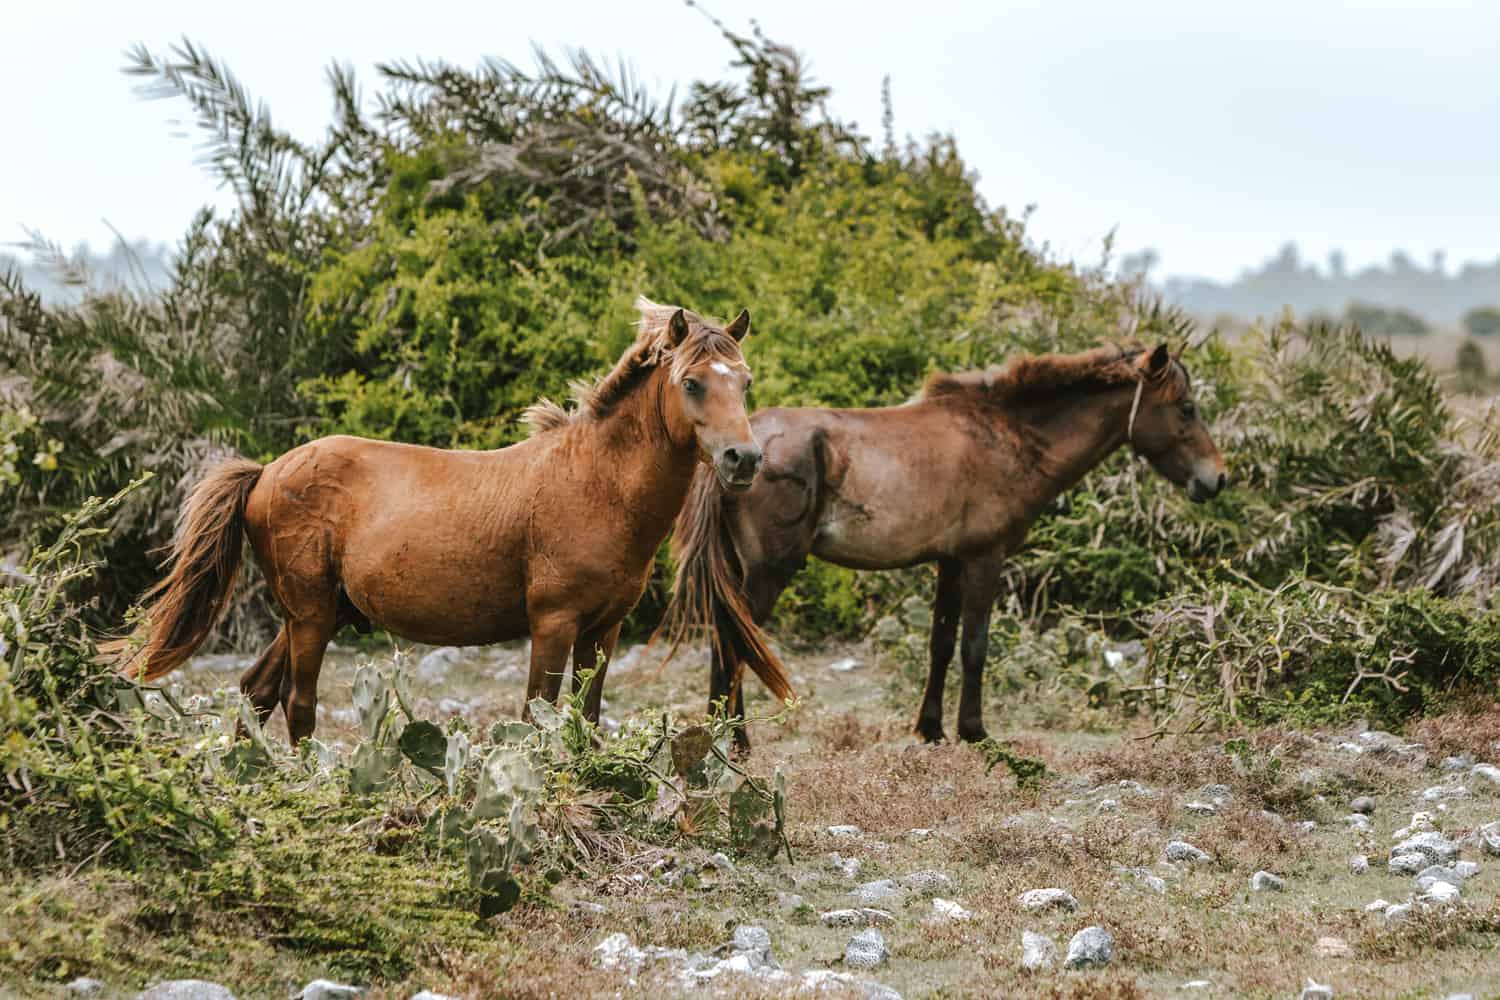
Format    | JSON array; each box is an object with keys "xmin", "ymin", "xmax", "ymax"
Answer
[{"xmin": 710, "ymin": 362, "xmax": 732, "ymax": 376}]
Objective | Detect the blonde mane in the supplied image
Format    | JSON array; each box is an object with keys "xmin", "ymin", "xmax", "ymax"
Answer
[{"xmin": 523, "ymin": 296, "xmax": 749, "ymax": 436}]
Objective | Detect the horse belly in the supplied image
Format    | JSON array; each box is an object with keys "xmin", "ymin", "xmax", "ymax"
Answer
[{"xmin": 340, "ymin": 531, "xmax": 530, "ymax": 647}]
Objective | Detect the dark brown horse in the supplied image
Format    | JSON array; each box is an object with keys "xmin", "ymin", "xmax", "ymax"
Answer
[
  {"xmin": 664, "ymin": 343, "xmax": 1227, "ymax": 748},
  {"xmin": 105, "ymin": 298, "xmax": 792, "ymax": 745}
]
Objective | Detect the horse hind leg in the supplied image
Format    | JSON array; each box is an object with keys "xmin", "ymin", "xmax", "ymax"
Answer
[
  {"xmin": 238, "ymin": 626, "xmax": 290, "ymax": 729},
  {"xmin": 915, "ymin": 559, "xmax": 962, "ymax": 744},
  {"xmin": 572, "ymin": 622, "xmax": 622, "ymax": 724},
  {"xmin": 283, "ymin": 599, "xmax": 338, "ymax": 747}
]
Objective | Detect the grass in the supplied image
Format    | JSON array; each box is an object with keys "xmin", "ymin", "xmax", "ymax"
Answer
[{"xmin": 4, "ymin": 637, "xmax": 1500, "ymax": 998}]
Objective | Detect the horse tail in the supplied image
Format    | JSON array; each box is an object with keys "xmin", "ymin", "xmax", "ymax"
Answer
[
  {"xmin": 657, "ymin": 466, "xmax": 794, "ymax": 705},
  {"xmin": 101, "ymin": 458, "xmax": 263, "ymax": 683}
]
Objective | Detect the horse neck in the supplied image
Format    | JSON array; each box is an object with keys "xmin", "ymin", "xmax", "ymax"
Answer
[
  {"xmin": 1004, "ymin": 383, "xmax": 1136, "ymax": 514},
  {"xmin": 593, "ymin": 369, "xmax": 702, "ymax": 539}
]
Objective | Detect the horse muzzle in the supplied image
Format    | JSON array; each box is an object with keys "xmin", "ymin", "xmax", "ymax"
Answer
[
  {"xmin": 1187, "ymin": 468, "xmax": 1228, "ymax": 503},
  {"xmin": 715, "ymin": 445, "xmax": 763, "ymax": 493}
]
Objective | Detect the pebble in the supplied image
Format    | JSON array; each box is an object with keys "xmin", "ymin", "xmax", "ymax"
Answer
[
  {"xmin": 1385, "ymin": 902, "xmax": 1413, "ymax": 922},
  {"xmin": 1480, "ymin": 821, "xmax": 1500, "ymax": 856},
  {"xmin": 1356, "ymin": 729, "xmax": 1408, "ymax": 753},
  {"xmin": 1441, "ymin": 755, "xmax": 1471, "ymax": 772},
  {"xmin": 1349, "ymin": 854, "xmax": 1369, "ymax": 874},
  {"xmin": 850, "ymin": 880, "xmax": 904, "ymax": 905},
  {"xmin": 709, "ymin": 851, "xmax": 736, "ymax": 872},
  {"xmin": 1202, "ymin": 783, "xmax": 1232, "ymax": 803},
  {"xmin": 1020, "ymin": 931, "xmax": 1058, "ymax": 971},
  {"xmin": 844, "ymin": 928, "xmax": 890, "ymax": 970},
  {"xmin": 1343, "ymin": 814, "xmax": 1372, "ymax": 832},
  {"xmin": 1390, "ymin": 831, "xmax": 1460, "ymax": 865},
  {"xmin": 777, "ymin": 892, "xmax": 806, "ymax": 911},
  {"xmin": 1064, "ymin": 926, "xmax": 1114, "ymax": 969},
  {"xmin": 906, "ymin": 828, "xmax": 933, "ymax": 840},
  {"xmin": 1017, "ymin": 887, "xmax": 1079, "ymax": 912},
  {"xmin": 1097, "ymin": 798, "xmax": 1120, "ymax": 812},
  {"xmin": 1250, "ymin": 870, "xmax": 1285, "ymax": 892},
  {"xmin": 1363, "ymin": 898, "xmax": 1392, "ymax": 912},
  {"xmin": 138, "ymin": 984, "xmax": 237, "ymax": 1000},
  {"xmin": 821, "ymin": 908, "xmax": 893, "ymax": 928},
  {"xmin": 1416, "ymin": 865, "xmax": 1465, "ymax": 889},
  {"xmin": 828, "ymin": 824, "xmax": 862, "ymax": 837},
  {"xmin": 1455, "ymin": 860, "xmax": 1480, "ymax": 878},
  {"xmin": 1296, "ymin": 820, "xmax": 1318, "ymax": 834},
  {"xmin": 1472, "ymin": 764, "xmax": 1500, "ymax": 786},
  {"xmin": 1181, "ymin": 981, "xmax": 1212, "ymax": 990},
  {"xmin": 828, "ymin": 657, "xmax": 861, "ymax": 672},
  {"xmin": 1184, "ymin": 801, "xmax": 1217, "ymax": 815},
  {"xmin": 65, "ymin": 980, "xmax": 105, "ymax": 997},
  {"xmin": 1350, "ymin": 796, "xmax": 1376, "ymax": 815},
  {"xmin": 1165, "ymin": 840, "xmax": 1211, "ymax": 864},
  {"xmin": 1314, "ymin": 936, "xmax": 1350, "ymax": 958},
  {"xmin": 930, "ymin": 898, "xmax": 972, "ymax": 921},
  {"xmin": 1301, "ymin": 979, "xmax": 1333, "ymax": 1000},
  {"xmin": 731, "ymin": 924, "xmax": 776, "ymax": 969}
]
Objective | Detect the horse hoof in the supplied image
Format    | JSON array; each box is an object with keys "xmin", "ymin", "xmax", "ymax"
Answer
[
  {"xmin": 915, "ymin": 724, "xmax": 947, "ymax": 745},
  {"xmin": 957, "ymin": 726, "xmax": 990, "ymax": 744}
]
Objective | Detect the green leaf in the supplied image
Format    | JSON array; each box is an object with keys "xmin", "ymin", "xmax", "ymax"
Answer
[
  {"xmin": 473, "ymin": 746, "xmax": 542, "ymax": 819},
  {"xmin": 351, "ymin": 664, "xmax": 390, "ymax": 741},
  {"xmin": 348, "ymin": 740, "xmax": 403, "ymax": 794},
  {"xmin": 526, "ymin": 698, "xmax": 563, "ymax": 733},
  {"xmin": 398, "ymin": 720, "xmax": 448, "ymax": 771},
  {"xmin": 490, "ymin": 720, "xmax": 535, "ymax": 745},
  {"xmin": 477, "ymin": 870, "xmax": 522, "ymax": 917}
]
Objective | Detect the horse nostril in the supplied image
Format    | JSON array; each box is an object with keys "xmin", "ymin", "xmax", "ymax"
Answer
[
  {"xmin": 1216, "ymin": 472, "xmax": 1227, "ymax": 493},
  {"xmin": 723, "ymin": 447, "xmax": 741, "ymax": 467}
]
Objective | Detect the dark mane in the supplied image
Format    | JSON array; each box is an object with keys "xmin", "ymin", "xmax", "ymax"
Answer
[
  {"xmin": 523, "ymin": 296, "xmax": 748, "ymax": 436},
  {"xmin": 920, "ymin": 343, "xmax": 1187, "ymax": 407}
]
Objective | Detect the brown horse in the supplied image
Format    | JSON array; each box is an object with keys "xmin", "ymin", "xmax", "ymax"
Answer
[
  {"xmin": 664, "ymin": 342, "xmax": 1227, "ymax": 749},
  {"xmin": 105, "ymin": 297, "xmax": 792, "ymax": 745}
]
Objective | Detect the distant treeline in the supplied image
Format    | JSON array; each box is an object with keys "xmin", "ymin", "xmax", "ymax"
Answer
[{"xmin": 1137, "ymin": 242, "xmax": 1500, "ymax": 330}]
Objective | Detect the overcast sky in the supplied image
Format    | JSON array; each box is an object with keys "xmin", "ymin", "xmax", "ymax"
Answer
[{"xmin": 3, "ymin": 0, "xmax": 1497, "ymax": 282}]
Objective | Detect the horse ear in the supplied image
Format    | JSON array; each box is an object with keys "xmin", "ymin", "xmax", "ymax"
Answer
[
  {"xmin": 724, "ymin": 308, "xmax": 751, "ymax": 342},
  {"xmin": 1146, "ymin": 343, "xmax": 1171, "ymax": 379},
  {"xmin": 667, "ymin": 309, "xmax": 690, "ymax": 347}
]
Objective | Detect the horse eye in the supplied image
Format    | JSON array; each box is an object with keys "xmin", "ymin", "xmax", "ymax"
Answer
[
  {"xmin": 1181, "ymin": 401, "xmax": 1197, "ymax": 419},
  {"xmin": 683, "ymin": 378, "xmax": 703, "ymax": 396}
]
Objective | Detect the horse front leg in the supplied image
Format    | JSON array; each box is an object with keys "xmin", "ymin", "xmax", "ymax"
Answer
[
  {"xmin": 955, "ymin": 562, "xmax": 1000, "ymax": 744},
  {"xmin": 524, "ymin": 612, "xmax": 580, "ymax": 716},
  {"xmin": 915, "ymin": 560, "xmax": 962, "ymax": 743},
  {"xmin": 572, "ymin": 622, "xmax": 622, "ymax": 724}
]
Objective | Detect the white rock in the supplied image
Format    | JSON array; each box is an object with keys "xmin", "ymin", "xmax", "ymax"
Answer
[
  {"xmin": 777, "ymin": 892, "xmax": 806, "ymax": 911},
  {"xmin": 594, "ymin": 932, "xmax": 647, "ymax": 972},
  {"xmin": 1422, "ymin": 785, "xmax": 1471, "ymax": 802},
  {"xmin": 1184, "ymin": 801, "xmax": 1217, "ymax": 815},
  {"xmin": 416, "ymin": 646, "xmax": 462, "ymax": 682},
  {"xmin": 844, "ymin": 928, "xmax": 889, "ymax": 970},
  {"xmin": 1300, "ymin": 979, "xmax": 1333, "ymax": 1000},
  {"xmin": 1097, "ymin": 798, "xmax": 1120, "ymax": 812},
  {"xmin": 1482, "ymin": 821, "xmax": 1500, "ymax": 856},
  {"xmin": 1018, "ymin": 887, "xmax": 1079, "ymax": 912},
  {"xmin": 409, "ymin": 993, "xmax": 458, "ymax": 1000},
  {"xmin": 1441, "ymin": 755, "xmax": 1471, "ymax": 772},
  {"xmin": 1165, "ymin": 840, "xmax": 1211, "ymax": 864},
  {"xmin": 828, "ymin": 824, "xmax": 862, "ymax": 837},
  {"xmin": 1455, "ymin": 860, "xmax": 1480, "ymax": 878},
  {"xmin": 731, "ymin": 924, "xmax": 775, "ymax": 968},
  {"xmin": 1343, "ymin": 814, "xmax": 1372, "ymax": 832},
  {"xmin": 1250, "ymin": 870, "xmax": 1285, "ymax": 892},
  {"xmin": 298, "ymin": 981, "xmax": 363, "ymax": 1000},
  {"xmin": 898, "ymin": 870, "xmax": 953, "ymax": 893},
  {"xmin": 1357, "ymin": 730, "xmax": 1407, "ymax": 753},
  {"xmin": 709, "ymin": 851, "xmax": 736, "ymax": 872},
  {"xmin": 850, "ymin": 880, "xmax": 903, "ymax": 905},
  {"xmin": 1364, "ymin": 898, "xmax": 1392, "ymax": 912},
  {"xmin": 1472, "ymin": 763, "xmax": 1500, "ymax": 786},
  {"xmin": 1180, "ymin": 981, "xmax": 1212, "ymax": 990},
  {"xmin": 1391, "ymin": 831, "xmax": 1460, "ymax": 864},
  {"xmin": 1349, "ymin": 854, "xmax": 1370, "ymax": 874},
  {"xmin": 1296, "ymin": 820, "xmax": 1318, "ymax": 834},
  {"xmin": 1419, "ymin": 881, "xmax": 1461, "ymax": 905},
  {"xmin": 64, "ymin": 980, "xmax": 106, "ymax": 997},
  {"xmin": 828, "ymin": 852, "xmax": 863, "ymax": 879},
  {"xmin": 931, "ymin": 898, "xmax": 972, "ymax": 921},
  {"xmin": 1388, "ymin": 853, "xmax": 1427, "ymax": 875},
  {"xmin": 1020, "ymin": 931, "xmax": 1057, "ymax": 971},
  {"xmin": 821, "ymin": 908, "xmax": 893, "ymax": 928},
  {"xmin": 1064, "ymin": 926, "xmax": 1114, "ymax": 969},
  {"xmin": 1384, "ymin": 902, "xmax": 1413, "ymax": 922},
  {"xmin": 1349, "ymin": 796, "xmax": 1376, "ymax": 814},
  {"xmin": 1115, "ymin": 866, "xmax": 1168, "ymax": 894},
  {"xmin": 827, "ymin": 657, "xmax": 861, "ymax": 673},
  {"xmin": 906, "ymin": 828, "xmax": 933, "ymax": 840},
  {"xmin": 138, "ymin": 984, "xmax": 237, "ymax": 1000}
]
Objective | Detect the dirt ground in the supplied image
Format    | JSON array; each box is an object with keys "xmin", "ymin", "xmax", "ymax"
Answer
[{"xmin": 131, "ymin": 634, "xmax": 1500, "ymax": 999}]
